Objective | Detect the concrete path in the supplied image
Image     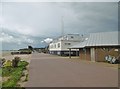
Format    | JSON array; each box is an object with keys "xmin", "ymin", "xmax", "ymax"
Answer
[{"xmin": 25, "ymin": 53, "xmax": 118, "ymax": 87}]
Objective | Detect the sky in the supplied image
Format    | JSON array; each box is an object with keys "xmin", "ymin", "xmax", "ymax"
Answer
[{"xmin": 0, "ymin": 0, "xmax": 119, "ymax": 50}]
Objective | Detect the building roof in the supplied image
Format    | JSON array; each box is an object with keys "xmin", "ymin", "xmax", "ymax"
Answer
[
  {"xmin": 51, "ymin": 34, "xmax": 84, "ymax": 43},
  {"xmin": 69, "ymin": 31, "xmax": 120, "ymax": 49}
]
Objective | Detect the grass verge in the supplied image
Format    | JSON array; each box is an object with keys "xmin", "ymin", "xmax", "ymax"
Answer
[{"xmin": 2, "ymin": 61, "xmax": 29, "ymax": 87}]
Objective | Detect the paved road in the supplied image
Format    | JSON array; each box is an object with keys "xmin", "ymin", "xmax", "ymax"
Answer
[{"xmin": 25, "ymin": 53, "xmax": 118, "ymax": 87}]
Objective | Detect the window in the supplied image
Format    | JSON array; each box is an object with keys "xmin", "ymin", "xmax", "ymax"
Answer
[
  {"xmin": 50, "ymin": 45, "xmax": 53, "ymax": 48},
  {"xmin": 54, "ymin": 44, "xmax": 56, "ymax": 48},
  {"xmin": 71, "ymin": 36, "xmax": 74, "ymax": 38},
  {"xmin": 65, "ymin": 43, "xmax": 71, "ymax": 45},
  {"xmin": 58, "ymin": 43, "xmax": 60, "ymax": 48}
]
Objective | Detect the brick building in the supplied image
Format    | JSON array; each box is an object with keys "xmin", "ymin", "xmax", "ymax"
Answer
[{"xmin": 69, "ymin": 31, "xmax": 120, "ymax": 62}]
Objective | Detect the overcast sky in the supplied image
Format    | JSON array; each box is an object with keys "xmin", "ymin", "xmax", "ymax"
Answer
[{"xmin": 0, "ymin": 0, "xmax": 118, "ymax": 50}]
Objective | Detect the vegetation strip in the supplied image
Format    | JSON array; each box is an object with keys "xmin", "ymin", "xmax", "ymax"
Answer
[{"xmin": 2, "ymin": 61, "xmax": 29, "ymax": 87}]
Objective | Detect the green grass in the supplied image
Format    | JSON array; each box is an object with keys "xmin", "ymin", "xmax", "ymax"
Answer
[
  {"xmin": 2, "ymin": 61, "xmax": 29, "ymax": 87},
  {"xmin": 0, "ymin": 68, "xmax": 2, "ymax": 76},
  {"xmin": 0, "ymin": 68, "xmax": 2, "ymax": 88}
]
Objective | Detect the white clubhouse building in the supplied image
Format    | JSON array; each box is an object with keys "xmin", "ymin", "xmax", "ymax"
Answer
[{"xmin": 49, "ymin": 34, "xmax": 85, "ymax": 56}]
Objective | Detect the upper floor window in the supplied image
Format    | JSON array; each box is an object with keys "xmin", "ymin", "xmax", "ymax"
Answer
[
  {"xmin": 50, "ymin": 45, "xmax": 53, "ymax": 48},
  {"xmin": 71, "ymin": 36, "xmax": 74, "ymax": 38},
  {"xmin": 54, "ymin": 44, "xmax": 56, "ymax": 48},
  {"xmin": 65, "ymin": 43, "xmax": 71, "ymax": 45},
  {"xmin": 58, "ymin": 43, "xmax": 60, "ymax": 48}
]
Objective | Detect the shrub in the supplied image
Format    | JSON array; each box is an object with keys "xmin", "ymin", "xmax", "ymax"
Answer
[
  {"xmin": 12, "ymin": 57, "xmax": 21, "ymax": 68},
  {"xmin": 4, "ymin": 60, "xmax": 12, "ymax": 67},
  {"xmin": 18, "ymin": 61, "xmax": 29, "ymax": 67}
]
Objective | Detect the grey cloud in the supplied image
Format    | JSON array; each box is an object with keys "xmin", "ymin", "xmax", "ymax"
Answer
[{"xmin": 1, "ymin": 2, "xmax": 118, "ymax": 50}]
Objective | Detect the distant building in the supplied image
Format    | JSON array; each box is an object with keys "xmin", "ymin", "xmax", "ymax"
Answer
[
  {"xmin": 34, "ymin": 48, "xmax": 45, "ymax": 53},
  {"xmin": 49, "ymin": 34, "xmax": 85, "ymax": 56},
  {"xmin": 69, "ymin": 31, "xmax": 120, "ymax": 62}
]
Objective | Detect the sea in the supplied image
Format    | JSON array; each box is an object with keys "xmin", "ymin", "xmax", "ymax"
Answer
[{"xmin": 0, "ymin": 50, "xmax": 17, "ymax": 57}]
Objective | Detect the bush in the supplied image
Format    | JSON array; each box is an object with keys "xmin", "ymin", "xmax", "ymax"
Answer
[
  {"xmin": 2, "ymin": 67, "xmax": 14, "ymax": 77},
  {"xmin": 18, "ymin": 61, "xmax": 29, "ymax": 67},
  {"xmin": 12, "ymin": 57, "xmax": 21, "ymax": 68},
  {"xmin": 4, "ymin": 60, "xmax": 12, "ymax": 67}
]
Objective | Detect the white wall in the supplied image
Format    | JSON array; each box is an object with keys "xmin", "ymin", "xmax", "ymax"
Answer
[
  {"xmin": 49, "ymin": 40, "xmax": 79, "ymax": 51},
  {"xmin": 49, "ymin": 41, "xmax": 62, "ymax": 51},
  {"xmin": 61, "ymin": 40, "xmax": 79, "ymax": 51},
  {"xmin": 49, "ymin": 34, "xmax": 83, "ymax": 51}
]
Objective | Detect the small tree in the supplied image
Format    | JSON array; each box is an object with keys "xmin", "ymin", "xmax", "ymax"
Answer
[{"xmin": 12, "ymin": 56, "xmax": 21, "ymax": 67}]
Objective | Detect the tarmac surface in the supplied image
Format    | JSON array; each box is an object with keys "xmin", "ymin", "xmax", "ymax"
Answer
[{"xmin": 25, "ymin": 53, "xmax": 118, "ymax": 87}]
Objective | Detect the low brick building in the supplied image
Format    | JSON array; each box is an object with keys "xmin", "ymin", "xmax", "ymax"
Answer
[{"xmin": 69, "ymin": 31, "xmax": 120, "ymax": 62}]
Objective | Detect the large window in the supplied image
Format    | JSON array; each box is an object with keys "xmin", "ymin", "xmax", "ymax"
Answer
[{"xmin": 65, "ymin": 43, "xmax": 71, "ymax": 45}]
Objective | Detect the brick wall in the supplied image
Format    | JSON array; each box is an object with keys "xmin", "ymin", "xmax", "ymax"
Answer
[
  {"xmin": 79, "ymin": 47, "xmax": 119, "ymax": 62},
  {"xmin": 79, "ymin": 49, "xmax": 85, "ymax": 60},
  {"xmin": 95, "ymin": 47, "xmax": 119, "ymax": 62},
  {"xmin": 86, "ymin": 48, "xmax": 91, "ymax": 61},
  {"xmin": 79, "ymin": 48, "xmax": 91, "ymax": 61}
]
